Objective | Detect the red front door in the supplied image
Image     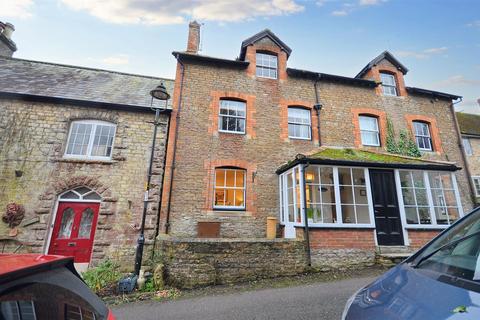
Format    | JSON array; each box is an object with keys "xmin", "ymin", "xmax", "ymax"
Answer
[{"xmin": 48, "ymin": 202, "xmax": 100, "ymax": 263}]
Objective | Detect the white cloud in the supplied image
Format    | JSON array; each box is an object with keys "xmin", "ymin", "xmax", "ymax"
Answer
[
  {"xmin": 432, "ymin": 75, "xmax": 480, "ymax": 89},
  {"xmin": 395, "ymin": 47, "xmax": 448, "ymax": 59},
  {"xmin": 0, "ymin": 0, "xmax": 34, "ymax": 19},
  {"xmin": 60, "ymin": 0, "xmax": 304, "ymax": 25},
  {"xmin": 331, "ymin": 10, "xmax": 348, "ymax": 16},
  {"xmin": 359, "ymin": 0, "xmax": 386, "ymax": 6},
  {"xmin": 467, "ymin": 20, "xmax": 480, "ymax": 28},
  {"xmin": 101, "ymin": 54, "xmax": 129, "ymax": 65}
]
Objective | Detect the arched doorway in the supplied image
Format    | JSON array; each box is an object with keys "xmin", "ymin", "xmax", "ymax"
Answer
[{"xmin": 47, "ymin": 187, "xmax": 101, "ymax": 264}]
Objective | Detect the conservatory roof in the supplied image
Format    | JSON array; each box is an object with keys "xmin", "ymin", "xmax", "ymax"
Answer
[{"xmin": 276, "ymin": 148, "xmax": 460, "ymax": 174}]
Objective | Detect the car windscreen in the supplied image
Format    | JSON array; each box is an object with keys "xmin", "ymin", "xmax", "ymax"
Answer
[
  {"xmin": 0, "ymin": 267, "xmax": 109, "ymax": 320},
  {"xmin": 412, "ymin": 207, "xmax": 480, "ymax": 284}
]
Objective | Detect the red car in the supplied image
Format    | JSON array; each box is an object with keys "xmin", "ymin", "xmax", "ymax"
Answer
[{"xmin": 0, "ymin": 254, "xmax": 115, "ymax": 320}]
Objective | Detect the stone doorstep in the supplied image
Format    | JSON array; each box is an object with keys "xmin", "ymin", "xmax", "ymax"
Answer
[{"xmin": 376, "ymin": 245, "xmax": 414, "ymax": 254}]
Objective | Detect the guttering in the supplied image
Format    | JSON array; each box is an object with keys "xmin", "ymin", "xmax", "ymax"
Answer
[
  {"xmin": 450, "ymin": 98, "xmax": 478, "ymax": 205},
  {"xmin": 406, "ymin": 87, "xmax": 461, "ymax": 101},
  {"xmin": 164, "ymin": 53, "xmax": 186, "ymax": 234},
  {"xmin": 287, "ymin": 68, "xmax": 378, "ymax": 88},
  {"xmin": 313, "ymin": 74, "xmax": 322, "ymax": 146},
  {"xmin": 0, "ymin": 91, "xmax": 171, "ymax": 114},
  {"xmin": 276, "ymin": 157, "xmax": 461, "ymax": 175}
]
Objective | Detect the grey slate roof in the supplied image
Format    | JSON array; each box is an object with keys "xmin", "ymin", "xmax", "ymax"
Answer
[
  {"xmin": 0, "ymin": 56, "xmax": 174, "ymax": 110},
  {"xmin": 355, "ymin": 50, "xmax": 409, "ymax": 78},
  {"xmin": 239, "ymin": 29, "xmax": 292, "ymax": 60}
]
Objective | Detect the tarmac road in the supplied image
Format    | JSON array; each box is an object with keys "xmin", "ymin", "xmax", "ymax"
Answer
[{"xmin": 113, "ymin": 275, "xmax": 375, "ymax": 320}]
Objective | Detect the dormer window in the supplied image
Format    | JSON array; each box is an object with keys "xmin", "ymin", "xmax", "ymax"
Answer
[
  {"xmin": 256, "ymin": 53, "xmax": 277, "ymax": 79},
  {"xmin": 380, "ymin": 72, "xmax": 397, "ymax": 96}
]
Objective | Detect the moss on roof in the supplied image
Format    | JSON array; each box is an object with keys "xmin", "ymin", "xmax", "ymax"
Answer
[
  {"xmin": 308, "ymin": 148, "xmax": 429, "ymax": 164},
  {"xmin": 456, "ymin": 112, "xmax": 480, "ymax": 136}
]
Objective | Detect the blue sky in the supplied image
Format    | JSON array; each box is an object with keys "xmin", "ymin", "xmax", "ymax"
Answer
[{"xmin": 2, "ymin": 0, "xmax": 479, "ymax": 113}]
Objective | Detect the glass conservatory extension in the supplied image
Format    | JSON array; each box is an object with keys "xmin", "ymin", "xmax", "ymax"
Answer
[{"xmin": 278, "ymin": 163, "xmax": 464, "ymax": 241}]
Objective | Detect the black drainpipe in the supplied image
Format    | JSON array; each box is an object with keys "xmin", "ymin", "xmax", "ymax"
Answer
[
  {"xmin": 450, "ymin": 97, "xmax": 477, "ymax": 205},
  {"xmin": 164, "ymin": 55, "xmax": 185, "ymax": 234},
  {"xmin": 313, "ymin": 74, "xmax": 323, "ymax": 146},
  {"xmin": 301, "ymin": 162, "xmax": 312, "ymax": 267},
  {"xmin": 153, "ymin": 114, "xmax": 171, "ymax": 244}
]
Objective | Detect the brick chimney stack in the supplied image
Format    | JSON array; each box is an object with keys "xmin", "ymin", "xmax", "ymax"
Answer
[
  {"xmin": 0, "ymin": 22, "xmax": 17, "ymax": 57},
  {"xmin": 186, "ymin": 21, "xmax": 200, "ymax": 54}
]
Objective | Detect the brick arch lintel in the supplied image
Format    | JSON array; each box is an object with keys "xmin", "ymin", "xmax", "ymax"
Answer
[{"xmin": 39, "ymin": 175, "xmax": 116, "ymax": 202}]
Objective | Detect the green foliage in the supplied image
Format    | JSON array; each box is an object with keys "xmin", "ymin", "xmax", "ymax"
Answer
[
  {"xmin": 386, "ymin": 118, "xmax": 421, "ymax": 158},
  {"xmin": 82, "ymin": 260, "xmax": 121, "ymax": 294},
  {"xmin": 140, "ymin": 278, "xmax": 156, "ymax": 292}
]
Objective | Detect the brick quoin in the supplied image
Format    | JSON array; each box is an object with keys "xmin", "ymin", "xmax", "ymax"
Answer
[
  {"xmin": 405, "ymin": 114, "xmax": 443, "ymax": 154},
  {"xmin": 208, "ymin": 91, "xmax": 257, "ymax": 138},
  {"xmin": 351, "ymin": 108, "xmax": 387, "ymax": 148},
  {"xmin": 279, "ymin": 99, "xmax": 318, "ymax": 144},
  {"xmin": 203, "ymin": 159, "xmax": 257, "ymax": 214}
]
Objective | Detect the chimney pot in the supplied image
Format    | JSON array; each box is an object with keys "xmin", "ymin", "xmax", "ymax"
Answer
[
  {"xmin": 3, "ymin": 22, "xmax": 14, "ymax": 39},
  {"xmin": 186, "ymin": 21, "xmax": 201, "ymax": 54}
]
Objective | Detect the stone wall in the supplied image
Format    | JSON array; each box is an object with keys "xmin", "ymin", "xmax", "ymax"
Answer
[
  {"xmin": 156, "ymin": 237, "xmax": 307, "ymax": 288},
  {"xmin": 0, "ymin": 99, "xmax": 169, "ymax": 266},
  {"xmin": 465, "ymin": 136, "xmax": 480, "ymax": 199}
]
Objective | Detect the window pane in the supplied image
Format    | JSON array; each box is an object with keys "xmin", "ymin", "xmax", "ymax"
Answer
[
  {"xmin": 412, "ymin": 171, "xmax": 425, "ymax": 188},
  {"xmin": 288, "ymin": 108, "xmax": 311, "ymax": 124},
  {"xmin": 323, "ymin": 205, "xmax": 337, "ymax": 223},
  {"xmin": 305, "ymin": 167, "xmax": 319, "ymax": 184},
  {"xmin": 381, "ymin": 73, "xmax": 396, "ymax": 86},
  {"xmin": 402, "ymin": 188, "xmax": 416, "ymax": 205},
  {"xmin": 447, "ymin": 208, "xmax": 459, "ymax": 223},
  {"xmin": 234, "ymin": 190, "xmax": 244, "ymax": 207},
  {"xmin": 352, "ymin": 169, "xmax": 365, "ymax": 185},
  {"xmin": 225, "ymin": 170, "xmax": 235, "ymax": 187},
  {"xmin": 361, "ymin": 131, "xmax": 380, "ymax": 146},
  {"xmin": 235, "ymin": 170, "xmax": 245, "ymax": 187},
  {"xmin": 307, "ymin": 185, "xmax": 321, "ymax": 204},
  {"xmin": 83, "ymin": 192, "xmax": 101, "ymax": 200},
  {"xmin": 92, "ymin": 124, "xmax": 115, "ymax": 157},
  {"xmin": 58, "ymin": 208, "xmax": 74, "ymax": 239},
  {"xmin": 215, "ymin": 189, "xmax": 225, "ymax": 206},
  {"xmin": 338, "ymin": 168, "xmax": 352, "ymax": 185},
  {"xmin": 66, "ymin": 123, "xmax": 92, "ymax": 156},
  {"xmin": 342, "ymin": 205, "xmax": 356, "ymax": 223},
  {"xmin": 435, "ymin": 207, "xmax": 449, "ymax": 225},
  {"xmin": 440, "ymin": 174, "xmax": 454, "ymax": 190},
  {"xmin": 321, "ymin": 185, "xmax": 336, "ymax": 203},
  {"xmin": 415, "ymin": 188, "xmax": 428, "ymax": 206},
  {"xmin": 340, "ymin": 186, "xmax": 354, "ymax": 204},
  {"xmin": 399, "ymin": 171, "xmax": 412, "ymax": 188},
  {"xmin": 429, "ymin": 172, "xmax": 442, "ymax": 188},
  {"xmin": 78, "ymin": 208, "xmax": 94, "ymax": 238},
  {"xmin": 356, "ymin": 205, "xmax": 370, "ymax": 224},
  {"xmin": 418, "ymin": 207, "xmax": 432, "ymax": 224},
  {"xmin": 443, "ymin": 190, "xmax": 457, "ymax": 207},
  {"xmin": 405, "ymin": 207, "xmax": 419, "ymax": 224},
  {"xmin": 60, "ymin": 191, "xmax": 80, "ymax": 199},
  {"xmin": 359, "ymin": 116, "xmax": 378, "ymax": 131},
  {"xmin": 354, "ymin": 187, "xmax": 368, "ymax": 204},
  {"xmin": 320, "ymin": 167, "xmax": 334, "ymax": 184},
  {"xmin": 215, "ymin": 169, "xmax": 225, "ymax": 187}
]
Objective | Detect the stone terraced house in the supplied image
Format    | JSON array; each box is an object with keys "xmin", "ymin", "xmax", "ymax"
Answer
[
  {"xmin": 157, "ymin": 22, "xmax": 474, "ymax": 271},
  {"xmin": 0, "ymin": 23, "xmax": 173, "ymax": 271},
  {"xmin": 457, "ymin": 107, "xmax": 480, "ymax": 203}
]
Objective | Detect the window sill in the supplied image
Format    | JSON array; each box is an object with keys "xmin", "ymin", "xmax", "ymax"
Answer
[
  {"xmin": 205, "ymin": 210, "xmax": 253, "ymax": 217},
  {"xmin": 405, "ymin": 225, "xmax": 448, "ymax": 230},
  {"xmin": 56, "ymin": 158, "xmax": 116, "ymax": 165},
  {"xmin": 281, "ymin": 222, "xmax": 375, "ymax": 229},
  {"xmin": 288, "ymin": 137, "xmax": 312, "ymax": 141},
  {"xmin": 218, "ymin": 130, "xmax": 246, "ymax": 135}
]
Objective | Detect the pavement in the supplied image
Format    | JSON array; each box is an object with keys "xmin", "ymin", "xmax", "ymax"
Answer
[{"xmin": 112, "ymin": 275, "xmax": 375, "ymax": 320}]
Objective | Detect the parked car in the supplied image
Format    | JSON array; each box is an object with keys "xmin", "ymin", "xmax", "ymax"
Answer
[
  {"xmin": 0, "ymin": 254, "xmax": 115, "ymax": 320},
  {"xmin": 343, "ymin": 206, "xmax": 480, "ymax": 319}
]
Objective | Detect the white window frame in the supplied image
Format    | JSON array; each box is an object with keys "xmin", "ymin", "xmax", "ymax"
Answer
[
  {"xmin": 288, "ymin": 107, "xmax": 312, "ymax": 140},
  {"xmin": 279, "ymin": 165, "xmax": 375, "ymax": 229},
  {"xmin": 218, "ymin": 100, "xmax": 246, "ymax": 134},
  {"xmin": 413, "ymin": 121, "xmax": 433, "ymax": 151},
  {"xmin": 64, "ymin": 120, "xmax": 116, "ymax": 160},
  {"xmin": 256, "ymin": 52, "xmax": 278, "ymax": 79},
  {"xmin": 359, "ymin": 115, "xmax": 380, "ymax": 146},
  {"xmin": 463, "ymin": 138, "xmax": 473, "ymax": 156},
  {"xmin": 396, "ymin": 170, "xmax": 464, "ymax": 229},
  {"xmin": 380, "ymin": 72, "xmax": 398, "ymax": 96},
  {"xmin": 213, "ymin": 168, "xmax": 246, "ymax": 210},
  {"xmin": 473, "ymin": 176, "xmax": 480, "ymax": 197}
]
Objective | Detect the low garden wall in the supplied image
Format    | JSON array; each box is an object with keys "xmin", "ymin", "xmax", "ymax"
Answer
[{"xmin": 155, "ymin": 237, "xmax": 307, "ymax": 288}]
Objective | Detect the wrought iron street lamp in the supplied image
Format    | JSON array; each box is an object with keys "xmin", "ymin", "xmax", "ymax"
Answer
[{"xmin": 134, "ymin": 83, "xmax": 170, "ymax": 276}]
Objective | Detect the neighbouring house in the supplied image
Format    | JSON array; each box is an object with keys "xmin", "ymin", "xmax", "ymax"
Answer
[
  {"xmin": 157, "ymin": 22, "xmax": 473, "ymax": 271},
  {"xmin": 0, "ymin": 22, "xmax": 173, "ymax": 271},
  {"xmin": 457, "ymin": 107, "xmax": 480, "ymax": 203}
]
